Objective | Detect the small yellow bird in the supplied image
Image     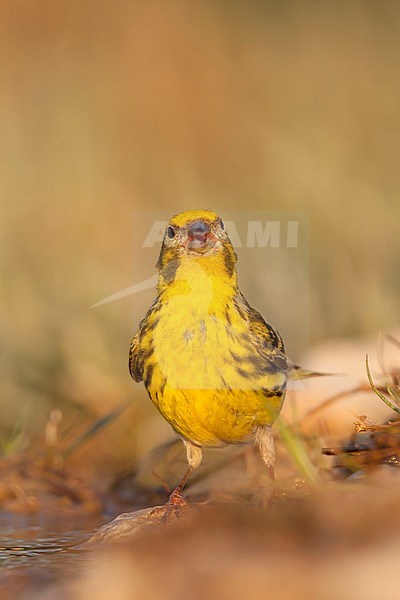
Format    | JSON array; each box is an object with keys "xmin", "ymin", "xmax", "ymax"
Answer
[{"xmin": 130, "ymin": 209, "xmax": 310, "ymax": 507}]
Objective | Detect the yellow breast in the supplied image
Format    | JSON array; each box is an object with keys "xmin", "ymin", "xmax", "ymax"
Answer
[{"xmin": 143, "ymin": 256, "xmax": 285, "ymax": 446}]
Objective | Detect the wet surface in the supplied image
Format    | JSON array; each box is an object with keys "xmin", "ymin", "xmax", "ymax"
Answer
[
  {"xmin": 0, "ymin": 513, "xmax": 105, "ymax": 590},
  {"xmin": 1, "ymin": 528, "xmax": 90, "ymax": 571}
]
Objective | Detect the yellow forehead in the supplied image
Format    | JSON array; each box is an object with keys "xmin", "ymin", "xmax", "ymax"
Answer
[{"xmin": 170, "ymin": 209, "xmax": 220, "ymax": 228}]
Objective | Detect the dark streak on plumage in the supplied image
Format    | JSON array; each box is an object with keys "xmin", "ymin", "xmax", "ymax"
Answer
[
  {"xmin": 139, "ymin": 347, "xmax": 153, "ymax": 365},
  {"xmin": 248, "ymin": 353, "xmax": 270, "ymax": 373},
  {"xmin": 237, "ymin": 367, "xmax": 250, "ymax": 379},
  {"xmin": 156, "ymin": 243, "xmax": 181, "ymax": 272},
  {"xmin": 265, "ymin": 324, "xmax": 279, "ymax": 348},
  {"xmin": 220, "ymin": 376, "xmax": 231, "ymax": 390},
  {"xmin": 144, "ymin": 362, "xmax": 155, "ymax": 388},
  {"xmin": 160, "ymin": 258, "xmax": 180, "ymax": 284},
  {"xmin": 272, "ymin": 383, "xmax": 286, "ymax": 392},
  {"xmin": 240, "ymin": 332, "xmax": 252, "ymax": 344},
  {"xmin": 271, "ymin": 355, "xmax": 287, "ymax": 370},
  {"xmin": 230, "ymin": 350, "xmax": 246, "ymax": 364},
  {"xmin": 233, "ymin": 293, "xmax": 248, "ymax": 320},
  {"xmin": 262, "ymin": 387, "xmax": 284, "ymax": 398},
  {"xmin": 147, "ymin": 316, "xmax": 160, "ymax": 331},
  {"xmin": 226, "ymin": 326, "xmax": 235, "ymax": 340},
  {"xmin": 222, "ymin": 243, "xmax": 237, "ymax": 278},
  {"xmin": 264, "ymin": 360, "xmax": 283, "ymax": 375}
]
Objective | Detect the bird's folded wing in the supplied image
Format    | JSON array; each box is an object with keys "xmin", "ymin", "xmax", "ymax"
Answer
[{"xmin": 129, "ymin": 330, "xmax": 144, "ymax": 382}]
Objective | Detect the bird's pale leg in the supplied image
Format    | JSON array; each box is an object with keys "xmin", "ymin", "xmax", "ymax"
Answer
[{"xmin": 164, "ymin": 440, "xmax": 203, "ymax": 517}]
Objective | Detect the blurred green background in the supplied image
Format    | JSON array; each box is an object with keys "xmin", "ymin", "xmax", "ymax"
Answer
[{"xmin": 1, "ymin": 0, "xmax": 399, "ymax": 475}]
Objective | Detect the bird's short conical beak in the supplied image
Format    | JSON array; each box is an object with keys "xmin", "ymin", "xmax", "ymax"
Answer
[{"xmin": 187, "ymin": 220, "xmax": 212, "ymax": 252}]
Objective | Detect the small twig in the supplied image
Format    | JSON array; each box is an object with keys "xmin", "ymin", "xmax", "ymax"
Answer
[
  {"xmin": 300, "ymin": 384, "xmax": 371, "ymax": 422},
  {"xmin": 386, "ymin": 334, "xmax": 400, "ymax": 350},
  {"xmin": 151, "ymin": 469, "xmax": 171, "ymax": 495},
  {"xmin": 63, "ymin": 397, "xmax": 132, "ymax": 458}
]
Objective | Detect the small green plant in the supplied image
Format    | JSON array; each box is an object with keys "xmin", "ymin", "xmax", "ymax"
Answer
[
  {"xmin": 276, "ymin": 418, "xmax": 321, "ymax": 486},
  {"xmin": 366, "ymin": 354, "xmax": 400, "ymax": 416}
]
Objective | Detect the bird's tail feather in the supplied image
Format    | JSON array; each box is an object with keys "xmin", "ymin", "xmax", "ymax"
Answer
[{"xmin": 288, "ymin": 364, "xmax": 334, "ymax": 381}]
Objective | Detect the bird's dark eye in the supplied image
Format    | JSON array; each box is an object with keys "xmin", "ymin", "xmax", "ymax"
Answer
[
  {"xmin": 167, "ymin": 226, "xmax": 176, "ymax": 239},
  {"xmin": 219, "ymin": 219, "xmax": 225, "ymax": 230}
]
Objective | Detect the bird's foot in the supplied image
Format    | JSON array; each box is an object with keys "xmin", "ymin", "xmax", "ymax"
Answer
[
  {"xmin": 165, "ymin": 487, "xmax": 189, "ymax": 520},
  {"xmin": 148, "ymin": 487, "xmax": 189, "ymax": 524}
]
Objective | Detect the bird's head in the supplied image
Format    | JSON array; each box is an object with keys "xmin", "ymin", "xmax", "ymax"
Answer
[{"xmin": 156, "ymin": 209, "xmax": 237, "ymax": 283}]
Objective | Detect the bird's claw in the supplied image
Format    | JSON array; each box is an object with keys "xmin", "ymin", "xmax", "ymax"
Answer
[{"xmin": 161, "ymin": 488, "xmax": 189, "ymax": 524}]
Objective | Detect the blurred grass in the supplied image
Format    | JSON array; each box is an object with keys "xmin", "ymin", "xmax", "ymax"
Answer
[
  {"xmin": 366, "ymin": 353, "xmax": 400, "ymax": 415},
  {"xmin": 0, "ymin": 0, "xmax": 399, "ymax": 471}
]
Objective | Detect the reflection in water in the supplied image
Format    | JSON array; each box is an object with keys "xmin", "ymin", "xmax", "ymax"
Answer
[
  {"xmin": 0, "ymin": 515, "xmax": 104, "ymax": 583},
  {"xmin": 1, "ymin": 530, "xmax": 88, "ymax": 569}
]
